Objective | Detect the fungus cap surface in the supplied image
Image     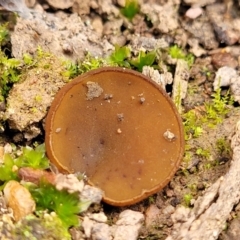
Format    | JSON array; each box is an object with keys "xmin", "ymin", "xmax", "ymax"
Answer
[{"xmin": 45, "ymin": 67, "xmax": 184, "ymax": 206}]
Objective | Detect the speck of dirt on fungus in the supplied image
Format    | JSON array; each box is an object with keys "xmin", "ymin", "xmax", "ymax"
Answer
[
  {"xmin": 85, "ymin": 81, "xmax": 103, "ymax": 100},
  {"xmin": 45, "ymin": 67, "xmax": 184, "ymax": 206}
]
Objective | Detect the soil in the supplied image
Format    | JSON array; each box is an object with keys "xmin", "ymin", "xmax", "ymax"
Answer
[{"xmin": 1, "ymin": 0, "xmax": 240, "ymax": 240}]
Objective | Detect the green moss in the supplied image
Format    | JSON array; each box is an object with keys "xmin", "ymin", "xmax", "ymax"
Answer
[
  {"xmin": 0, "ymin": 23, "xmax": 10, "ymax": 46},
  {"xmin": 168, "ymin": 45, "xmax": 194, "ymax": 67},
  {"xmin": 109, "ymin": 45, "xmax": 131, "ymax": 67},
  {"xmin": 130, "ymin": 50, "xmax": 156, "ymax": 71},
  {"xmin": 183, "ymin": 193, "xmax": 193, "ymax": 207},
  {"xmin": 203, "ymin": 88, "xmax": 233, "ymax": 126},
  {"xmin": 183, "ymin": 88, "xmax": 233, "ymax": 140},
  {"xmin": 0, "ymin": 144, "xmax": 49, "ymax": 183},
  {"xmin": 12, "ymin": 212, "xmax": 72, "ymax": 240},
  {"xmin": 196, "ymin": 147, "xmax": 211, "ymax": 159},
  {"xmin": 0, "ymin": 51, "xmax": 21, "ymax": 101},
  {"xmin": 216, "ymin": 137, "xmax": 231, "ymax": 156},
  {"xmin": 28, "ymin": 181, "xmax": 90, "ymax": 228},
  {"xmin": 120, "ymin": 0, "xmax": 140, "ymax": 21}
]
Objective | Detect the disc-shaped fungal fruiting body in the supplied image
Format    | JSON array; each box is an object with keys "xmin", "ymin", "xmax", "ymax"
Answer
[{"xmin": 45, "ymin": 67, "xmax": 184, "ymax": 206}]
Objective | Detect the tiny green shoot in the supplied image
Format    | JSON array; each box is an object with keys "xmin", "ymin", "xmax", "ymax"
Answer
[
  {"xmin": 196, "ymin": 147, "xmax": 210, "ymax": 159},
  {"xmin": 120, "ymin": 0, "xmax": 140, "ymax": 21},
  {"xmin": 183, "ymin": 193, "xmax": 193, "ymax": 207},
  {"xmin": 216, "ymin": 138, "xmax": 231, "ymax": 156},
  {"xmin": 0, "ymin": 52, "xmax": 21, "ymax": 101},
  {"xmin": 78, "ymin": 54, "xmax": 106, "ymax": 74},
  {"xmin": 109, "ymin": 45, "xmax": 131, "ymax": 67},
  {"xmin": 130, "ymin": 50, "xmax": 156, "ymax": 71},
  {"xmin": 23, "ymin": 53, "xmax": 34, "ymax": 66},
  {"xmin": 15, "ymin": 144, "xmax": 50, "ymax": 170},
  {"xmin": 0, "ymin": 144, "xmax": 49, "ymax": 184},
  {"xmin": 0, "ymin": 153, "xmax": 19, "ymax": 182},
  {"xmin": 168, "ymin": 45, "xmax": 194, "ymax": 67}
]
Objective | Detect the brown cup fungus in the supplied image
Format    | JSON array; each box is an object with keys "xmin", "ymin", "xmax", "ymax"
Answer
[{"xmin": 45, "ymin": 67, "xmax": 184, "ymax": 206}]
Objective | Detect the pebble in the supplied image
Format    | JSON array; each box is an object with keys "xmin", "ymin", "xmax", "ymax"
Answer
[
  {"xmin": 230, "ymin": 76, "xmax": 240, "ymax": 103},
  {"xmin": 162, "ymin": 205, "xmax": 175, "ymax": 215},
  {"xmin": 80, "ymin": 185, "xmax": 103, "ymax": 204},
  {"xmin": 91, "ymin": 223, "xmax": 111, "ymax": 240},
  {"xmin": 185, "ymin": 7, "xmax": 203, "ymax": 19},
  {"xmin": 46, "ymin": 0, "xmax": 74, "ymax": 9},
  {"xmin": 113, "ymin": 210, "xmax": 144, "ymax": 240},
  {"xmin": 82, "ymin": 210, "xmax": 144, "ymax": 240},
  {"xmin": 55, "ymin": 173, "xmax": 84, "ymax": 193},
  {"xmin": 116, "ymin": 210, "xmax": 144, "ymax": 226},
  {"xmin": 3, "ymin": 180, "xmax": 36, "ymax": 221},
  {"xmin": 213, "ymin": 66, "xmax": 237, "ymax": 90},
  {"xmin": 82, "ymin": 216, "xmax": 94, "ymax": 238},
  {"xmin": 145, "ymin": 204, "xmax": 161, "ymax": 228},
  {"xmin": 88, "ymin": 212, "xmax": 108, "ymax": 223},
  {"xmin": 211, "ymin": 52, "xmax": 238, "ymax": 69},
  {"xmin": 197, "ymin": 182, "xmax": 205, "ymax": 190}
]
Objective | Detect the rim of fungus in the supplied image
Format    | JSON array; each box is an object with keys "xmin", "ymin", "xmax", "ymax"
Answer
[{"xmin": 45, "ymin": 67, "xmax": 185, "ymax": 206}]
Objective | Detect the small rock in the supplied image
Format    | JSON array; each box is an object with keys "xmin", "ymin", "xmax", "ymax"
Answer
[
  {"xmin": 162, "ymin": 205, "xmax": 175, "ymax": 215},
  {"xmin": 116, "ymin": 210, "xmax": 144, "ymax": 226},
  {"xmin": 208, "ymin": 10, "xmax": 239, "ymax": 45},
  {"xmin": 113, "ymin": 225, "xmax": 140, "ymax": 240},
  {"xmin": 4, "ymin": 143, "xmax": 13, "ymax": 154},
  {"xmin": 25, "ymin": 0, "xmax": 36, "ymax": 8},
  {"xmin": 113, "ymin": 210, "xmax": 144, "ymax": 240},
  {"xmin": 197, "ymin": 182, "xmax": 205, "ymax": 190},
  {"xmin": 212, "ymin": 52, "xmax": 238, "ymax": 69},
  {"xmin": 92, "ymin": 16, "xmax": 103, "ymax": 36},
  {"xmin": 185, "ymin": 7, "xmax": 203, "ymax": 19},
  {"xmin": 46, "ymin": 0, "xmax": 74, "ymax": 9},
  {"xmin": 170, "ymin": 197, "xmax": 181, "ymax": 207},
  {"xmin": 145, "ymin": 204, "xmax": 161, "ymax": 228},
  {"xmin": 183, "ymin": 0, "xmax": 216, "ymax": 6},
  {"xmin": 166, "ymin": 189, "xmax": 175, "ymax": 198},
  {"xmin": 92, "ymin": 222, "xmax": 111, "ymax": 240},
  {"xmin": 171, "ymin": 206, "xmax": 191, "ymax": 223},
  {"xmin": 213, "ymin": 66, "xmax": 237, "ymax": 90},
  {"xmin": 230, "ymin": 76, "xmax": 240, "ymax": 103},
  {"xmin": 82, "ymin": 216, "xmax": 94, "ymax": 238},
  {"xmin": 4, "ymin": 180, "xmax": 36, "ymax": 221},
  {"xmin": 55, "ymin": 173, "xmax": 84, "ymax": 193},
  {"xmin": 141, "ymin": 3, "xmax": 179, "ymax": 34},
  {"xmin": 188, "ymin": 38, "xmax": 207, "ymax": 57},
  {"xmin": 80, "ymin": 185, "xmax": 103, "ymax": 204},
  {"xmin": 89, "ymin": 212, "xmax": 108, "ymax": 223},
  {"xmin": 18, "ymin": 167, "xmax": 56, "ymax": 185},
  {"xmin": 182, "ymin": 14, "xmax": 218, "ymax": 49}
]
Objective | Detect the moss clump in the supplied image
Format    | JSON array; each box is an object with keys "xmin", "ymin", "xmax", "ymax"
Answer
[
  {"xmin": 168, "ymin": 45, "xmax": 194, "ymax": 67},
  {"xmin": 183, "ymin": 88, "xmax": 233, "ymax": 140},
  {"xmin": 12, "ymin": 212, "xmax": 72, "ymax": 240},
  {"xmin": 120, "ymin": 0, "xmax": 140, "ymax": 21},
  {"xmin": 28, "ymin": 181, "xmax": 88, "ymax": 228},
  {"xmin": 0, "ymin": 144, "xmax": 49, "ymax": 184}
]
